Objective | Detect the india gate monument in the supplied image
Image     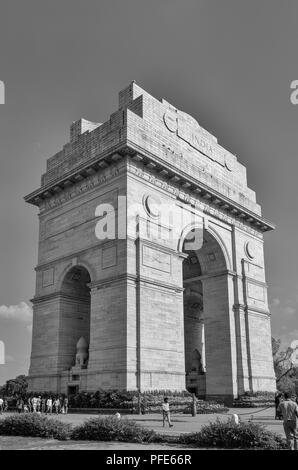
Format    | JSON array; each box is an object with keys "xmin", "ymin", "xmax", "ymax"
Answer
[{"xmin": 25, "ymin": 82, "xmax": 276, "ymax": 403}]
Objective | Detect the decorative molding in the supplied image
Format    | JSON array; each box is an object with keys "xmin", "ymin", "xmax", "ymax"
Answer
[
  {"xmin": 127, "ymin": 159, "xmax": 265, "ymax": 239},
  {"xmin": 40, "ymin": 188, "xmax": 118, "ymax": 240},
  {"xmin": 89, "ymin": 272, "xmax": 183, "ymax": 293},
  {"xmin": 143, "ymin": 193, "xmax": 160, "ymax": 218},
  {"xmin": 184, "ymin": 269, "xmax": 236, "ymax": 284},
  {"xmin": 31, "ymin": 291, "xmax": 89, "ymax": 305},
  {"xmin": 233, "ymin": 303, "xmax": 270, "ymax": 317},
  {"xmin": 245, "ymin": 241, "xmax": 255, "ymax": 260},
  {"xmin": 35, "ymin": 240, "xmax": 119, "ymax": 273},
  {"xmin": 25, "ymin": 142, "xmax": 274, "ymax": 234},
  {"xmin": 39, "ymin": 164, "xmax": 123, "ymax": 213}
]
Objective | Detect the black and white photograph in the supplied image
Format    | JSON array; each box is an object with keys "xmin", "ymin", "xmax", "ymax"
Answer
[{"xmin": 0, "ymin": 0, "xmax": 298, "ymax": 458}]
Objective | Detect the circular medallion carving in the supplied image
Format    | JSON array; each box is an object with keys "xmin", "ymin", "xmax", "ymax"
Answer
[
  {"xmin": 224, "ymin": 153, "xmax": 234, "ymax": 172},
  {"xmin": 245, "ymin": 241, "xmax": 255, "ymax": 260},
  {"xmin": 163, "ymin": 110, "xmax": 178, "ymax": 133},
  {"xmin": 143, "ymin": 194, "xmax": 161, "ymax": 218}
]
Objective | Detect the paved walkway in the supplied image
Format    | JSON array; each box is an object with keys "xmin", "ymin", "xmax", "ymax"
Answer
[
  {"xmin": 23, "ymin": 406, "xmax": 282, "ymax": 435},
  {"xmin": 0, "ymin": 436, "xmax": 192, "ymax": 451}
]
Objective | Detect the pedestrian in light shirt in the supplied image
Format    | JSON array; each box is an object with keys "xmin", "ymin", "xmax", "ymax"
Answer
[
  {"xmin": 46, "ymin": 397, "xmax": 53, "ymax": 414},
  {"xmin": 277, "ymin": 391, "xmax": 298, "ymax": 450},
  {"xmin": 162, "ymin": 397, "xmax": 173, "ymax": 428}
]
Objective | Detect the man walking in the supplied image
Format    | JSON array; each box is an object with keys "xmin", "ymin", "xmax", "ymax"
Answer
[
  {"xmin": 162, "ymin": 397, "xmax": 173, "ymax": 428},
  {"xmin": 277, "ymin": 392, "xmax": 298, "ymax": 450}
]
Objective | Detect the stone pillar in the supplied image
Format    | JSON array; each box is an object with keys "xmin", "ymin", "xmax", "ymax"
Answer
[
  {"xmin": 28, "ymin": 295, "xmax": 61, "ymax": 393},
  {"xmin": 241, "ymin": 260, "xmax": 276, "ymax": 393},
  {"xmin": 87, "ymin": 280, "xmax": 128, "ymax": 391},
  {"xmin": 202, "ymin": 272, "xmax": 238, "ymax": 404},
  {"xmin": 132, "ymin": 233, "xmax": 186, "ymax": 391}
]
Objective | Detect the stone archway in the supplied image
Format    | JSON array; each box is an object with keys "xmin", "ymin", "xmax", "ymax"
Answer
[
  {"xmin": 183, "ymin": 247, "xmax": 206, "ymax": 396},
  {"xmin": 58, "ymin": 265, "xmax": 91, "ymax": 371},
  {"xmin": 182, "ymin": 228, "xmax": 236, "ymax": 402}
]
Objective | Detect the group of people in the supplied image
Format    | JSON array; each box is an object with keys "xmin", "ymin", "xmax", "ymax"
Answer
[{"xmin": 15, "ymin": 396, "xmax": 69, "ymax": 414}]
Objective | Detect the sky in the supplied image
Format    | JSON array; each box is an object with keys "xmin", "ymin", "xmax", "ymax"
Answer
[{"xmin": 0, "ymin": 0, "xmax": 298, "ymax": 384}]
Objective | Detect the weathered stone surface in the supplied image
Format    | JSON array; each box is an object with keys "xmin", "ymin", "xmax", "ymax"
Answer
[{"xmin": 25, "ymin": 82, "xmax": 276, "ymax": 401}]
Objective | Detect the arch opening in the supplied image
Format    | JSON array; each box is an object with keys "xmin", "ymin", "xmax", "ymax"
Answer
[
  {"xmin": 182, "ymin": 228, "xmax": 228, "ymax": 397},
  {"xmin": 59, "ymin": 265, "xmax": 91, "ymax": 371}
]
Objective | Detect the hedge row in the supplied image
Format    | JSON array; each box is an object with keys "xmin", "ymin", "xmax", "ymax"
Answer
[
  {"xmin": 5, "ymin": 389, "xmax": 276, "ymax": 411},
  {"xmin": 4, "ymin": 390, "xmax": 192, "ymax": 410}
]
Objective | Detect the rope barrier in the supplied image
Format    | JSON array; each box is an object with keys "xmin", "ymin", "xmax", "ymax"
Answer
[
  {"xmin": 224, "ymin": 404, "xmax": 274, "ymax": 417},
  {"xmin": 194, "ymin": 404, "xmax": 276, "ymax": 419}
]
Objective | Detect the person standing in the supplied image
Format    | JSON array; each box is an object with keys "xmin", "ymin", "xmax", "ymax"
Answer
[
  {"xmin": 54, "ymin": 397, "xmax": 60, "ymax": 414},
  {"xmin": 32, "ymin": 395, "xmax": 38, "ymax": 412},
  {"xmin": 277, "ymin": 391, "xmax": 298, "ymax": 450},
  {"xmin": 63, "ymin": 397, "xmax": 69, "ymax": 414},
  {"xmin": 27, "ymin": 397, "xmax": 32, "ymax": 413},
  {"xmin": 16, "ymin": 398, "xmax": 24, "ymax": 414},
  {"xmin": 162, "ymin": 397, "xmax": 173, "ymax": 428},
  {"xmin": 37, "ymin": 396, "xmax": 41, "ymax": 412},
  {"xmin": 46, "ymin": 397, "xmax": 53, "ymax": 414},
  {"xmin": 41, "ymin": 397, "xmax": 46, "ymax": 413},
  {"xmin": 275, "ymin": 391, "xmax": 283, "ymax": 420}
]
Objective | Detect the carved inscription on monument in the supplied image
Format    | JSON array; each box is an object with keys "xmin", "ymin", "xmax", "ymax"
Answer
[
  {"xmin": 142, "ymin": 245, "xmax": 171, "ymax": 273},
  {"xmin": 163, "ymin": 109, "xmax": 235, "ymax": 171}
]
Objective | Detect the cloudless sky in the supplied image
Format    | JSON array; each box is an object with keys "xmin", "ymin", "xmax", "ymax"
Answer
[{"xmin": 0, "ymin": 0, "xmax": 298, "ymax": 383}]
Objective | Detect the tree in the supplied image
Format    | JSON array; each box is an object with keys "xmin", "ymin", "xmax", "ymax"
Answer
[
  {"xmin": 272, "ymin": 337, "xmax": 297, "ymax": 393},
  {"xmin": 0, "ymin": 375, "xmax": 28, "ymax": 396}
]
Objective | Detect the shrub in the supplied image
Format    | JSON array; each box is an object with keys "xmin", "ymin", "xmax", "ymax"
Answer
[
  {"xmin": 195, "ymin": 401, "xmax": 229, "ymax": 414},
  {"xmin": 233, "ymin": 393, "xmax": 275, "ymax": 408},
  {"xmin": 179, "ymin": 418, "xmax": 287, "ymax": 449},
  {"xmin": 242, "ymin": 391, "xmax": 275, "ymax": 399},
  {"xmin": 67, "ymin": 389, "xmax": 194, "ymax": 411},
  {"xmin": 71, "ymin": 416, "xmax": 157, "ymax": 443},
  {"xmin": 0, "ymin": 413, "xmax": 71, "ymax": 440}
]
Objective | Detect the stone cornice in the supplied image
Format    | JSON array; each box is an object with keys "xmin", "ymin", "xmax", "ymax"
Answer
[
  {"xmin": 136, "ymin": 236, "xmax": 188, "ymax": 258},
  {"xmin": 24, "ymin": 143, "xmax": 128, "ymax": 207},
  {"xmin": 31, "ymin": 291, "xmax": 89, "ymax": 304},
  {"xmin": 233, "ymin": 303, "xmax": 270, "ymax": 316},
  {"xmin": 125, "ymin": 148, "xmax": 274, "ymax": 233},
  {"xmin": 183, "ymin": 269, "xmax": 237, "ymax": 283},
  {"xmin": 90, "ymin": 272, "xmax": 183, "ymax": 293},
  {"xmin": 24, "ymin": 142, "xmax": 275, "ymax": 233}
]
